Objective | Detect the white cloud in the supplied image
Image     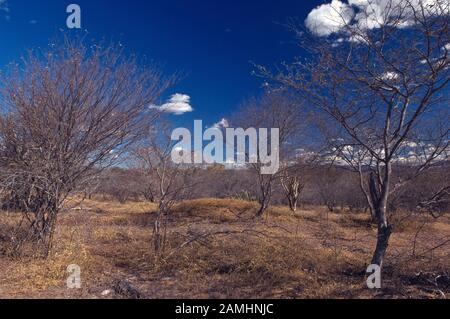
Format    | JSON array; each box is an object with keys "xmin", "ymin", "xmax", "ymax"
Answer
[
  {"xmin": 151, "ymin": 93, "xmax": 193, "ymax": 115},
  {"xmin": 305, "ymin": 0, "xmax": 355, "ymax": 37},
  {"xmin": 306, "ymin": 0, "xmax": 450, "ymax": 37},
  {"xmin": 213, "ymin": 118, "xmax": 229, "ymax": 129}
]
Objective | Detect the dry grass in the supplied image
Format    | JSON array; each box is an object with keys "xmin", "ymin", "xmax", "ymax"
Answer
[{"xmin": 0, "ymin": 197, "xmax": 449, "ymax": 299}]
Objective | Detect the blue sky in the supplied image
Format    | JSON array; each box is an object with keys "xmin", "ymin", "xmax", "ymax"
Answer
[{"xmin": 0, "ymin": 0, "xmax": 320, "ymax": 127}]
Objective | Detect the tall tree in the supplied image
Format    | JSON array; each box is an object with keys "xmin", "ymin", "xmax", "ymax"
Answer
[
  {"xmin": 258, "ymin": 0, "xmax": 450, "ymax": 269},
  {"xmin": 0, "ymin": 38, "xmax": 173, "ymax": 256}
]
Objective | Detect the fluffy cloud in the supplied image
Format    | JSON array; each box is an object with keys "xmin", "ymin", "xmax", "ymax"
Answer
[
  {"xmin": 305, "ymin": 0, "xmax": 449, "ymax": 37},
  {"xmin": 152, "ymin": 93, "xmax": 193, "ymax": 115},
  {"xmin": 305, "ymin": 0, "xmax": 354, "ymax": 37}
]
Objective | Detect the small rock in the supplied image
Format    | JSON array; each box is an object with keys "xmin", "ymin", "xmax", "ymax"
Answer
[
  {"xmin": 113, "ymin": 280, "xmax": 141, "ymax": 299},
  {"xmin": 101, "ymin": 289, "xmax": 111, "ymax": 296}
]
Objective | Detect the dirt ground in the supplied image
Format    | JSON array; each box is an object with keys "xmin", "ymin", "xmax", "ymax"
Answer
[{"xmin": 0, "ymin": 197, "xmax": 449, "ymax": 299}]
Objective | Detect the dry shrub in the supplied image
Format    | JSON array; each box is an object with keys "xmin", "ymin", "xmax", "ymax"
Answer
[
  {"xmin": 146, "ymin": 221, "xmax": 356, "ymax": 298},
  {"xmin": 171, "ymin": 198, "xmax": 258, "ymax": 222},
  {"xmin": 4, "ymin": 225, "xmax": 93, "ymax": 292},
  {"xmin": 335, "ymin": 212, "xmax": 374, "ymax": 230},
  {"xmin": 1, "ymin": 197, "xmax": 449, "ymax": 298},
  {"xmin": 388, "ymin": 211, "xmax": 431, "ymax": 234}
]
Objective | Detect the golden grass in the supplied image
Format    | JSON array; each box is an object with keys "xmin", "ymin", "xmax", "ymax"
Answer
[{"xmin": 0, "ymin": 197, "xmax": 449, "ymax": 299}]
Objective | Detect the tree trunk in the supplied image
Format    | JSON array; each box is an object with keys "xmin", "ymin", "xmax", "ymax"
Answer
[
  {"xmin": 255, "ymin": 175, "xmax": 273, "ymax": 218},
  {"xmin": 153, "ymin": 214, "xmax": 162, "ymax": 253},
  {"xmin": 368, "ymin": 164, "xmax": 392, "ymax": 269},
  {"xmin": 25, "ymin": 194, "xmax": 60, "ymax": 257},
  {"xmin": 256, "ymin": 198, "xmax": 270, "ymax": 217},
  {"xmin": 289, "ymin": 199, "xmax": 297, "ymax": 213},
  {"xmin": 371, "ymin": 216, "xmax": 393, "ymax": 267}
]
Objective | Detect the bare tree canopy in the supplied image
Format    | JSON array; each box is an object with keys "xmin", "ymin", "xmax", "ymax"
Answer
[
  {"xmin": 232, "ymin": 89, "xmax": 308, "ymax": 217},
  {"xmin": 0, "ymin": 37, "xmax": 173, "ymax": 255},
  {"xmin": 132, "ymin": 120, "xmax": 199, "ymax": 254},
  {"xmin": 257, "ymin": 0, "xmax": 450, "ymax": 269}
]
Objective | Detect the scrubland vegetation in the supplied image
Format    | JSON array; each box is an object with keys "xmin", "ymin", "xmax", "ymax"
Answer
[
  {"xmin": 0, "ymin": 196, "xmax": 449, "ymax": 298},
  {"xmin": 0, "ymin": 0, "xmax": 450, "ymax": 299}
]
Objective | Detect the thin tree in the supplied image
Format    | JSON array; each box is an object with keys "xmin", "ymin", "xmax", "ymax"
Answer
[
  {"xmin": 280, "ymin": 169, "xmax": 305, "ymax": 214},
  {"xmin": 132, "ymin": 121, "xmax": 198, "ymax": 255},
  {"xmin": 233, "ymin": 90, "xmax": 305, "ymax": 217}
]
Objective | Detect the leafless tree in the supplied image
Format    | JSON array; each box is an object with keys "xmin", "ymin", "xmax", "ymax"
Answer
[
  {"xmin": 417, "ymin": 168, "xmax": 450, "ymax": 218},
  {"xmin": 279, "ymin": 158, "xmax": 313, "ymax": 213},
  {"xmin": 132, "ymin": 121, "xmax": 198, "ymax": 254},
  {"xmin": 258, "ymin": 0, "xmax": 450, "ymax": 269},
  {"xmin": 280, "ymin": 172, "xmax": 305, "ymax": 213},
  {"xmin": 0, "ymin": 37, "xmax": 172, "ymax": 256},
  {"xmin": 232, "ymin": 90, "xmax": 306, "ymax": 217},
  {"xmin": 81, "ymin": 175, "xmax": 101, "ymax": 200}
]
